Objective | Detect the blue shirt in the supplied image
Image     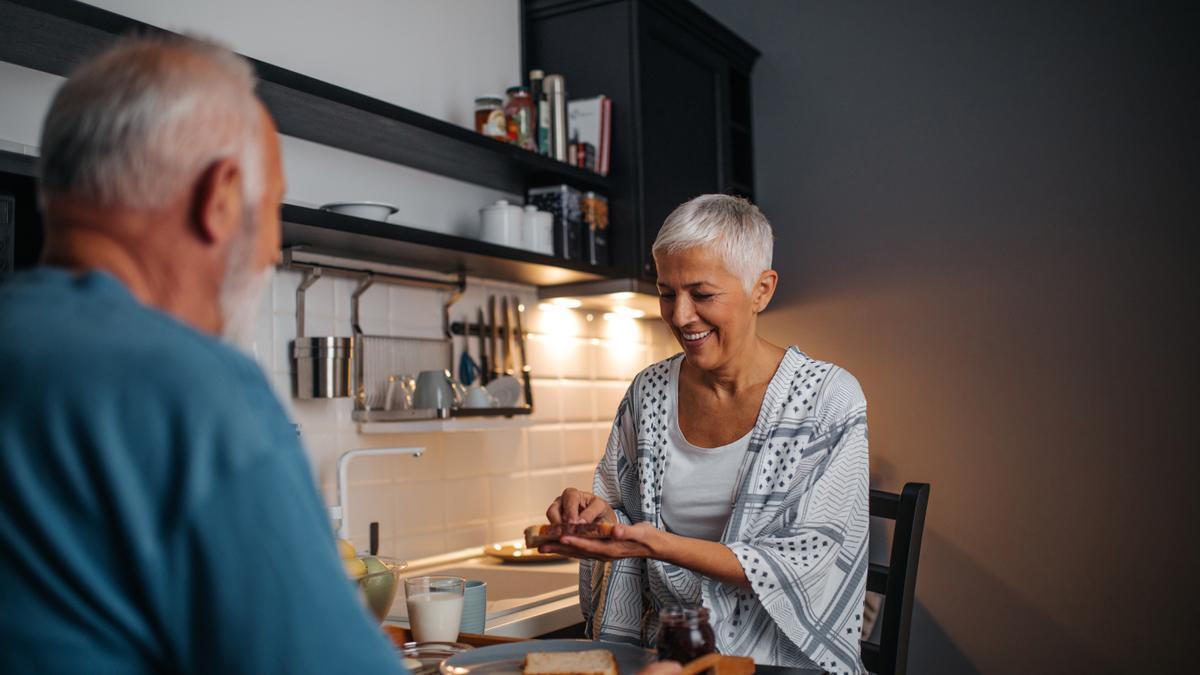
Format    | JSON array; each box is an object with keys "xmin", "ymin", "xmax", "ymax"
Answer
[{"xmin": 0, "ymin": 268, "xmax": 404, "ymax": 674}]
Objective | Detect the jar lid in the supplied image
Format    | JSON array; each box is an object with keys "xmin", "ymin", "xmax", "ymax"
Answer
[
  {"xmin": 506, "ymin": 85, "xmax": 530, "ymax": 95},
  {"xmin": 474, "ymin": 96, "xmax": 503, "ymax": 105}
]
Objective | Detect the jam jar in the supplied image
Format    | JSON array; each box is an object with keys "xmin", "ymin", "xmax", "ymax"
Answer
[{"xmin": 656, "ymin": 603, "xmax": 716, "ymax": 663}]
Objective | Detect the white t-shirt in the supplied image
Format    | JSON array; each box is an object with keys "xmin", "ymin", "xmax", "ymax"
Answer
[{"xmin": 660, "ymin": 357, "xmax": 752, "ymax": 541}]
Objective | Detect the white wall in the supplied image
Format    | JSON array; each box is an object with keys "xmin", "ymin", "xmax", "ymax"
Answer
[{"xmin": 0, "ymin": 0, "xmax": 679, "ymax": 560}]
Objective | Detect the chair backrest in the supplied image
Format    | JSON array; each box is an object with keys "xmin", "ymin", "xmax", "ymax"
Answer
[{"xmin": 860, "ymin": 482, "xmax": 931, "ymax": 675}]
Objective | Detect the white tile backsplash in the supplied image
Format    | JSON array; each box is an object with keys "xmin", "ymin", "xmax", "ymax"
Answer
[
  {"xmin": 527, "ymin": 427, "xmax": 564, "ymax": 469},
  {"xmin": 488, "ymin": 472, "xmax": 530, "ymax": 521},
  {"xmin": 444, "ymin": 476, "xmax": 490, "ymax": 525},
  {"xmin": 253, "ymin": 258, "xmax": 671, "ymax": 558},
  {"xmin": 562, "ymin": 426, "xmax": 597, "ymax": 466}
]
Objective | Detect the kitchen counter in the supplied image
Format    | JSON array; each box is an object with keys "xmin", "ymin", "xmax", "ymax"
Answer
[{"xmin": 386, "ymin": 544, "xmax": 583, "ymax": 638}]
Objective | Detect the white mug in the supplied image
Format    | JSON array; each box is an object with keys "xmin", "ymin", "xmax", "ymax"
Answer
[{"xmin": 479, "ymin": 200, "xmax": 524, "ymax": 248}]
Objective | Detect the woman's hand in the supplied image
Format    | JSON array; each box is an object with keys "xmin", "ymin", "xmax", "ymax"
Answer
[
  {"xmin": 546, "ymin": 488, "xmax": 616, "ymax": 525},
  {"xmin": 539, "ymin": 522, "xmax": 667, "ymax": 562}
]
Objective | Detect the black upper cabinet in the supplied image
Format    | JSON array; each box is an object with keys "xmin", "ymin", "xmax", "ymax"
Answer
[{"xmin": 524, "ymin": 0, "xmax": 759, "ymax": 280}]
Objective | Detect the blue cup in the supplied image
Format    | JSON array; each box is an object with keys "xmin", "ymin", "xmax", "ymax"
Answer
[{"xmin": 458, "ymin": 579, "xmax": 487, "ymax": 634}]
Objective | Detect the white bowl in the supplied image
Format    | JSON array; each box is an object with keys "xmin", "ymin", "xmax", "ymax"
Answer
[{"xmin": 321, "ymin": 201, "xmax": 399, "ymax": 222}]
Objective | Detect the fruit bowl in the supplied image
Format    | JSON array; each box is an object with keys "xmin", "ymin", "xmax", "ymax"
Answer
[{"xmin": 354, "ymin": 556, "xmax": 408, "ymax": 623}]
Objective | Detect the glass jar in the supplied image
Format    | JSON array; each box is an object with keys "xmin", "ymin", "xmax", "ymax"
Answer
[
  {"xmin": 503, "ymin": 86, "xmax": 535, "ymax": 151},
  {"xmin": 656, "ymin": 603, "xmax": 716, "ymax": 663},
  {"xmin": 474, "ymin": 96, "xmax": 507, "ymax": 141}
]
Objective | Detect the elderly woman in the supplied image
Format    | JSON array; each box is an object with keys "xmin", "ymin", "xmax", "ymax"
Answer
[{"xmin": 542, "ymin": 195, "xmax": 869, "ymax": 674}]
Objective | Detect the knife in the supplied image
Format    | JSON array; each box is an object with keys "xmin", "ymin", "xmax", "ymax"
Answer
[
  {"xmin": 488, "ymin": 295, "xmax": 499, "ymax": 382},
  {"xmin": 512, "ymin": 296, "xmax": 533, "ymax": 408},
  {"xmin": 501, "ymin": 296, "xmax": 515, "ymax": 375},
  {"xmin": 477, "ymin": 307, "xmax": 489, "ymax": 385}
]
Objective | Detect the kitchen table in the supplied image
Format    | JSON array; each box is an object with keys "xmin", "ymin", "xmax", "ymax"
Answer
[{"xmin": 383, "ymin": 627, "xmax": 827, "ymax": 675}]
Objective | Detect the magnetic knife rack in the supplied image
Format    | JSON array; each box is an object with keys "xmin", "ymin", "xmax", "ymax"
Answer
[{"xmin": 283, "ymin": 248, "xmax": 534, "ymax": 422}]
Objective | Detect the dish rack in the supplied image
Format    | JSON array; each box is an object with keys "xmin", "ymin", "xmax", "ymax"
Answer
[{"xmin": 285, "ymin": 250, "xmax": 534, "ymax": 423}]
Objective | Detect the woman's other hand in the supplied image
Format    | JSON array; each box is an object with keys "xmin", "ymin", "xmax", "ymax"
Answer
[
  {"xmin": 546, "ymin": 488, "xmax": 616, "ymax": 525},
  {"xmin": 539, "ymin": 522, "xmax": 666, "ymax": 561}
]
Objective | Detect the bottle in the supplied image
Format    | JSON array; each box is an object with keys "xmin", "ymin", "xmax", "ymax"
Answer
[
  {"xmin": 504, "ymin": 86, "xmax": 535, "ymax": 151},
  {"xmin": 529, "ymin": 69, "xmax": 545, "ymax": 152},
  {"xmin": 656, "ymin": 604, "xmax": 716, "ymax": 663},
  {"xmin": 474, "ymin": 96, "xmax": 507, "ymax": 141}
]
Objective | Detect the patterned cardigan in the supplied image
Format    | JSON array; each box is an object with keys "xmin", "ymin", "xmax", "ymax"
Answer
[{"xmin": 579, "ymin": 347, "xmax": 869, "ymax": 674}]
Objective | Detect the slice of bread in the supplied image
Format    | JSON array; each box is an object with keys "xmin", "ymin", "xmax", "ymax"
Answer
[
  {"xmin": 522, "ymin": 649, "xmax": 618, "ymax": 675},
  {"xmin": 524, "ymin": 523, "xmax": 616, "ymax": 548}
]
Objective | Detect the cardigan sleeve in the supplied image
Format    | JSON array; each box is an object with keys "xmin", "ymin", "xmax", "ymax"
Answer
[{"xmin": 579, "ymin": 387, "xmax": 651, "ymax": 644}]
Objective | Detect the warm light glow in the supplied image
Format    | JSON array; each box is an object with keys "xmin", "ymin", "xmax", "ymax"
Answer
[
  {"xmin": 517, "ymin": 303, "xmax": 525, "ymax": 312},
  {"xmin": 609, "ymin": 291, "xmax": 635, "ymax": 300},
  {"xmin": 610, "ymin": 306, "xmax": 645, "ymax": 319},
  {"xmin": 550, "ymin": 297, "xmax": 583, "ymax": 309}
]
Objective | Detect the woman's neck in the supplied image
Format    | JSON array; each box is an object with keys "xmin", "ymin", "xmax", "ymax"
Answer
[{"xmin": 686, "ymin": 338, "xmax": 785, "ymax": 398}]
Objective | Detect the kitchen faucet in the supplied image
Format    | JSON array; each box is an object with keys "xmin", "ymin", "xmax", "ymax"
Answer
[{"xmin": 331, "ymin": 446, "xmax": 424, "ymax": 541}]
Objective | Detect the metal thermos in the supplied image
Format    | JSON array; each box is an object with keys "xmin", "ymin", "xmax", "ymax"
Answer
[{"xmin": 545, "ymin": 74, "xmax": 568, "ymax": 162}]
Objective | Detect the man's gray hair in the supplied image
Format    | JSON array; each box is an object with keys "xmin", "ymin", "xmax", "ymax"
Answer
[
  {"xmin": 38, "ymin": 34, "xmax": 263, "ymax": 210},
  {"xmin": 652, "ymin": 194, "xmax": 774, "ymax": 292}
]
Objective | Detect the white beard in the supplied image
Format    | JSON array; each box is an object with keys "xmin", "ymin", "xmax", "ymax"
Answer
[
  {"xmin": 220, "ymin": 264, "xmax": 273, "ymax": 353},
  {"xmin": 218, "ymin": 221, "xmax": 274, "ymax": 353}
]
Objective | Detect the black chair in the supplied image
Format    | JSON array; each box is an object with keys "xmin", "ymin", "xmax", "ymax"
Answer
[{"xmin": 860, "ymin": 482, "xmax": 931, "ymax": 675}]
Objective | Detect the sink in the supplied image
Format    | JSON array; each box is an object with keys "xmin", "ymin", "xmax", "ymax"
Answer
[{"xmin": 388, "ymin": 553, "xmax": 580, "ymax": 626}]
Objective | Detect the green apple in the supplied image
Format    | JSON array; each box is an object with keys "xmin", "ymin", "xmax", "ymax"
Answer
[{"xmin": 359, "ymin": 556, "xmax": 398, "ymax": 621}]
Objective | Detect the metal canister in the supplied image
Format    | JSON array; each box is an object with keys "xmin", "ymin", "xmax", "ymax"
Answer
[
  {"xmin": 292, "ymin": 336, "xmax": 353, "ymax": 398},
  {"xmin": 544, "ymin": 75, "xmax": 568, "ymax": 162}
]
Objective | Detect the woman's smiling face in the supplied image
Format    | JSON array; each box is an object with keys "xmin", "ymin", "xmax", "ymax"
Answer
[{"xmin": 656, "ymin": 245, "xmax": 761, "ymax": 372}]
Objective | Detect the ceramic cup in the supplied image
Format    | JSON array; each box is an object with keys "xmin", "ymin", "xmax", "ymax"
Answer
[
  {"xmin": 464, "ymin": 384, "xmax": 497, "ymax": 408},
  {"xmin": 458, "ymin": 579, "xmax": 487, "ymax": 635},
  {"xmin": 480, "ymin": 199, "xmax": 524, "ymax": 248},
  {"xmin": 413, "ymin": 370, "xmax": 456, "ymax": 410}
]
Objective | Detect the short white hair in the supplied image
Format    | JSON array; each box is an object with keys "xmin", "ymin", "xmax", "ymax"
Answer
[
  {"xmin": 652, "ymin": 194, "xmax": 774, "ymax": 292},
  {"xmin": 38, "ymin": 34, "xmax": 263, "ymax": 210}
]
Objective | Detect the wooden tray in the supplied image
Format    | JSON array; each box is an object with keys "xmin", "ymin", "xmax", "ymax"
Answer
[{"xmin": 384, "ymin": 625, "xmax": 522, "ymax": 649}]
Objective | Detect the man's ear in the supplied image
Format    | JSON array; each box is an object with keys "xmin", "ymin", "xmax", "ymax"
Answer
[
  {"xmin": 191, "ymin": 157, "xmax": 243, "ymax": 245},
  {"xmin": 752, "ymin": 269, "xmax": 778, "ymax": 313}
]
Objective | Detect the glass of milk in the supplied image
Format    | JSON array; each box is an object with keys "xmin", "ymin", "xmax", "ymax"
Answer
[{"xmin": 404, "ymin": 576, "xmax": 466, "ymax": 642}]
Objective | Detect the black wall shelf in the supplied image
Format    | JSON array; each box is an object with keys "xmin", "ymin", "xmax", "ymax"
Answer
[
  {"xmin": 0, "ymin": 150, "xmax": 619, "ymax": 286},
  {"xmin": 0, "ymin": 0, "xmax": 610, "ymax": 197},
  {"xmin": 282, "ymin": 204, "xmax": 620, "ymax": 286}
]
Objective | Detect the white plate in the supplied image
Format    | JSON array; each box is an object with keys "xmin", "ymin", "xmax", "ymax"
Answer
[
  {"xmin": 487, "ymin": 375, "xmax": 522, "ymax": 408},
  {"xmin": 320, "ymin": 201, "xmax": 399, "ymax": 221}
]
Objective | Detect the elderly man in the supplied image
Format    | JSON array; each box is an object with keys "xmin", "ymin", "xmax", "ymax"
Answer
[{"xmin": 0, "ymin": 36, "xmax": 404, "ymax": 673}]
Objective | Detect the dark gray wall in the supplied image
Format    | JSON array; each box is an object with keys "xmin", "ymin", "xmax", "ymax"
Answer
[{"xmin": 692, "ymin": 1, "xmax": 1197, "ymax": 672}]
